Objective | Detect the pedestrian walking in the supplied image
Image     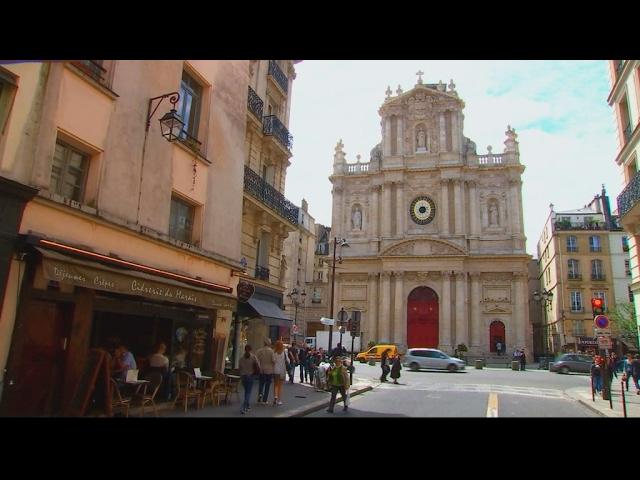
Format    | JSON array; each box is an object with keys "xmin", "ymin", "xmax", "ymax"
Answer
[
  {"xmin": 496, "ymin": 341, "xmax": 502, "ymax": 356},
  {"xmin": 519, "ymin": 349, "xmax": 526, "ymax": 371},
  {"xmin": 325, "ymin": 357, "xmax": 350, "ymax": 413},
  {"xmin": 608, "ymin": 352, "xmax": 618, "ymax": 380},
  {"xmin": 273, "ymin": 340, "xmax": 288, "ymax": 406},
  {"xmin": 307, "ymin": 349, "xmax": 318, "ymax": 385},
  {"xmin": 591, "ymin": 356, "xmax": 603, "ymax": 394},
  {"xmin": 298, "ymin": 346, "xmax": 308, "ymax": 383},
  {"xmin": 380, "ymin": 349, "xmax": 391, "ymax": 382},
  {"xmin": 239, "ymin": 345, "xmax": 261, "ymax": 414},
  {"xmin": 256, "ymin": 339, "xmax": 275, "ymax": 405},
  {"xmin": 286, "ymin": 343, "xmax": 298, "ymax": 384},
  {"xmin": 390, "ymin": 354, "xmax": 402, "ymax": 384},
  {"xmin": 623, "ymin": 354, "xmax": 633, "ymax": 391}
]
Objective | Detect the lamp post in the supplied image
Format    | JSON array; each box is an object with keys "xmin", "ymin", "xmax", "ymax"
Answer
[
  {"xmin": 533, "ymin": 289, "xmax": 554, "ymax": 368},
  {"xmin": 287, "ymin": 287, "xmax": 306, "ymax": 344},
  {"xmin": 328, "ymin": 238, "xmax": 349, "ymax": 356}
]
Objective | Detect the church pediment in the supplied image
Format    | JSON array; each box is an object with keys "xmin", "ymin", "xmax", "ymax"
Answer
[
  {"xmin": 381, "ymin": 83, "xmax": 464, "ymax": 112},
  {"xmin": 381, "ymin": 238, "xmax": 467, "ymax": 257}
]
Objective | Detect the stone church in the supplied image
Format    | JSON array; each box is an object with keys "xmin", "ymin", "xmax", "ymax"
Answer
[{"xmin": 329, "ymin": 73, "xmax": 532, "ymax": 357}]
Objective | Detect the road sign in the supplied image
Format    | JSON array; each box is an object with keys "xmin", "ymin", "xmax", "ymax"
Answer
[
  {"xmin": 337, "ymin": 309, "xmax": 349, "ymax": 323},
  {"xmin": 594, "ymin": 328, "xmax": 611, "ymax": 336},
  {"xmin": 291, "ymin": 324, "xmax": 299, "ymax": 334},
  {"xmin": 594, "ymin": 315, "xmax": 609, "ymax": 329},
  {"xmin": 597, "ymin": 336, "xmax": 612, "ymax": 349},
  {"xmin": 320, "ymin": 317, "xmax": 335, "ymax": 326}
]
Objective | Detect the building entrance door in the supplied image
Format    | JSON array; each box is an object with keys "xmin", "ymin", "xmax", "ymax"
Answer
[
  {"xmin": 489, "ymin": 320, "xmax": 506, "ymax": 353},
  {"xmin": 407, "ymin": 287, "xmax": 439, "ymax": 348},
  {"xmin": 1, "ymin": 299, "xmax": 71, "ymax": 416}
]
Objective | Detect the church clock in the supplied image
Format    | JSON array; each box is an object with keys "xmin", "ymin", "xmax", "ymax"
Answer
[{"xmin": 410, "ymin": 196, "xmax": 436, "ymax": 225}]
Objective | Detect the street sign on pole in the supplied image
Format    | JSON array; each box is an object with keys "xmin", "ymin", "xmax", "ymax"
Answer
[
  {"xmin": 594, "ymin": 328, "xmax": 611, "ymax": 336},
  {"xmin": 594, "ymin": 315, "xmax": 610, "ymax": 329},
  {"xmin": 320, "ymin": 317, "xmax": 335, "ymax": 326},
  {"xmin": 291, "ymin": 324, "xmax": 299, "ymax": 335},
  {"xmin": 597, "ymin": 336, "xmax": 612, "ymax": 349}
]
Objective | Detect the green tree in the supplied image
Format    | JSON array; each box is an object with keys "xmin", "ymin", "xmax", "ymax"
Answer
[{"xmin": 608, "ymin": 302, "xmax": 639, "ymax": 350}]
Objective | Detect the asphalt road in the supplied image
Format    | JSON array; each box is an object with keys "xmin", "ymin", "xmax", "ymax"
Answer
[{"xmin": 306, "ymin": 363, "xmax": 599, "ymax": 417}]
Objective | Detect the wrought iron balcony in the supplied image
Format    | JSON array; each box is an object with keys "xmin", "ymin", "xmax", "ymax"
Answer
[
  {"xmin": 590, "ymin": 247, "xmax": 602, "ymax": 252},
  {"xmin": 568, "ymin": 273, "xmax": 582, "ymax": 280},
  {"xmin": 554, "ymin": 221, "xmax": 606, "ymax": 231},
  {"xmin": 268, "ymin": 60, "xmax": 288, "ymax": 93},
  {"xmin": 255, "ymin": 266, "xmax": 270, "ymax": 281},
  {"xmin": 591, "ymin": 274, "xmax": 606, "ymax": 281},
  {"xmin": 247, "ymin": 86, "xmax": 263, "ymax": 122},
  {"xmin": 244, "ymin": 165, "xmax": 299, "ymax": 225},
  {"xmin": 178, "ymin": 130, "xmax": 202, "ymax": 153},
  {"xmin": 617, "ymin": 170, "xmax": 640, "ymax": 218},
  {"xmin": 263, "ymin": 115, "xmax": 293, "ymax": 151}
]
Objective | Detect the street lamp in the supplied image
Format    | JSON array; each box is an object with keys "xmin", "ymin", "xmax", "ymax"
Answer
[
  {"xmin": 328, "ymin": 238, "xmax": 349, "ymax": 355},
  {"xmin": 533, "ymin": 289, "xmax": 554, "ymax": 368},
  {"xmin": 287, "ymin": 287, "xmax": 306, "ymax": 344},
  {"xmin": 146, "ymin": 92, "xmax": 184, "ymax": 142}
]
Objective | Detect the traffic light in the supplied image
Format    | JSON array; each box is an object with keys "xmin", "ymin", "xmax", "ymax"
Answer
[{"xmin": 591, "ymin": 298, "xmax": 604, "ymax": 316}]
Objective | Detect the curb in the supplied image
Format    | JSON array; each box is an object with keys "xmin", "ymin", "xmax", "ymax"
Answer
[{"xmin": 281, "ymin": 384, "xmax": 374, "ymax": 418}]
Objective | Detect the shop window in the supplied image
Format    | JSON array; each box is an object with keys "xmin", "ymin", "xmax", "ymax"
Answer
[
  {"xmin": 169, "ymin": 195, "xmax": 195, "ymax": 243},
  {"xmin": 50, "ymin": 140, "xmax": 89, "ymax": 202}
]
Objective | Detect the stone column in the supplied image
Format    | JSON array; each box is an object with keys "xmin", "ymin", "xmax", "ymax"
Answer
[
  {"xmin": 397, "ymin": 117, "xmax": 404, "ymax": 156},
  {"xmin": 470, "ymin": 272, "xmax": 482, "ymax": 348},
  {"xmin": 383, "ymin": 117, "xmax": 391, "ymax": 156},
  {"xmin": 514, "ymin": 271, "xmax": 528, "ymax": 349},
  {"xmin": 454, "ymin": 271, "xmax": 468, "ymax": 347},
  {"xmin": 332, "ymin": 186, "xmax": 343, "ymax": 237},
  {"xmin": 454, "ymin": 179, "xmax": 464, "ymax": 235},
  {"xmin": 382, "ymin": 182, "xmax": 392, "ymax": 238},
  {"xmin": 395, "ymin": 181, "xmax": 404, "ymax": 238},
  {"xmin": 439, "ymin": 113, "xmax": 446, "ymax": 152},
  {"xmin": 380, "ymin": 272, "xmax": 392, "ymax": 343},
  {"xmin": 509, "ymin": 179, "xmax": 523, "ymax": 235},
  {"xmin": 370, "ymin": 185, "xmax": 381, "ymax": 253},
  {"xmin": 393, "ymin": 271, "xmax": 405, "ymax": 347},
  {"xmin": 440, "ymin": 271, "xmax": 452, "ymax": 349},
  {"xmin": 367, "ymin": 273, "xmax": 379, "ymax": 342},
  {"xmin": 469, "ymin": 180, "xmax": 480, "ymax": 236},
  {"xmin": 440, "ymin": 179, "xmax": 450, "ymax": 236}
]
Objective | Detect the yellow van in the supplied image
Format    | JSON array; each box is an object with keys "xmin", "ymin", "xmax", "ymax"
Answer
[{"xmin": 355, "ymin": 344, "xmax": 398, "ymax": 363}]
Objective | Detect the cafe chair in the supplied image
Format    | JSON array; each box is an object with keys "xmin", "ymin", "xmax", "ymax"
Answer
[
  {"xmin": 173, "ymin": 371, "xmax": 203, "ymax": 413},
  {"xmin": 110, "ymin": 378, "xmax": 131, "ymax": 418},
  {"xmin": 200, "ymin": 378, "xmax": 228, "ymax": 408},
  {"xmin": 134, "ymin": 372, "xmax": 163, "ymax": 417}
]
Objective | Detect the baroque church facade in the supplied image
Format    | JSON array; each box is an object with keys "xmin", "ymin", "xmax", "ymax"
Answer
[{"xmin": 329, "ymin": 73, "xmax": 532, "ymax": 357}]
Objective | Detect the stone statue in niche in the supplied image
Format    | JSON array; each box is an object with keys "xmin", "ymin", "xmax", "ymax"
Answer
[
  {"xmin": 352, "ymin": 207, "xmax": 362, "ymax": 230},
  {"xmin": 416, "ymin": 129, "xmax": 427, "ymax": 152},
  {"xmin": 489, "ymin": 201, "xmax": 499, "ymax": 226},
  {"xmin": 279, "ymin": 255, "xmax": 287, "ymax": 286}
]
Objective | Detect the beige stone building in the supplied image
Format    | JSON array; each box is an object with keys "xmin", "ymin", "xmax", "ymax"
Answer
[
  {"xmin": 612, "ymin": 60, "xmax": 640, "ymax": 343},
  {"xmin": 0, "ymin": 60, "xmax": 246, "ymax": 415},
  {"xmin": 329, "ymin": 74, "xmax": 531, "ymax": 357},
  {"xmin": 282, "ymin": 199, "xmax": 316, "ymax": 343},
  {"xmin": 236, "ymin": 60, "xmax": 301, "ymax": 353},
  {"xmin": 536, "ymin": 188, "xmax": 629, "ymax": 354}
]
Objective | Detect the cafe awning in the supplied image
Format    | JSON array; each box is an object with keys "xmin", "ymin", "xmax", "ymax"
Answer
[
  {"xmin": 36, "ymin": 246, "xmax": 237, "ymax": 311},
  {"xmin": 246, "ymin": 297, "xmax": 291, "ymax": 327}
]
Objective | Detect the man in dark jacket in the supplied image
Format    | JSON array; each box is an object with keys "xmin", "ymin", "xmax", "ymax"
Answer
[
  {"xmin": 632, "ymin": 354, "xmax": 640, "ymax": 394},
  {"xmin": 298, "ymin": 346, "xmax": 308, "ymax": 383},
  {"xmin": 380, "ymin": 349, "xmax": 391, "ymax": 382}
]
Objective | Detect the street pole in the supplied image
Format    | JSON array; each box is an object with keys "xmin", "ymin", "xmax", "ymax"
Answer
[
  {"xmin": 293, "ymin": 301, "xmax": 298, "ymax": 345},
  {"xmin": 350, "ymin": 333, "xmax": 355, "ymax": 385},
  {"xmin": 328, "ymin": 238, "xmax": 337, "ymax": 356}
]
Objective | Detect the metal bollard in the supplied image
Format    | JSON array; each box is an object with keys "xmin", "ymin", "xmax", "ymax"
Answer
[
  {"xmin": 591, "ymin": 375, "xmax": 595, "ymax": 402},
  {"xmin": 621, "ymin": 380, "xmax": 627, "ymax": 418}
]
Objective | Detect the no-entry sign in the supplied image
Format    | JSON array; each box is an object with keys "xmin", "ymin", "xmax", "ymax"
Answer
[{"xmin": 594, "ymin": 315, "xmax": 609, "ymax": 329}]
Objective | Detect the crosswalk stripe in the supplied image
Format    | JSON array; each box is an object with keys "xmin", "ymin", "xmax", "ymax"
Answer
[{"xmin": 374, "ymin": 382, "xmax": 566, "ymax": 399}]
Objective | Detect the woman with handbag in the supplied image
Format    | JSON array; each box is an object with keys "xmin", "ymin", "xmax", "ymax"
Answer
[
  {"xmin": 239, "ymin": 345, "xmax": 261, "ymax": 414},
  {"xmin": 273, "ymin": 341, "xmax": 288, "ymax": 406}
]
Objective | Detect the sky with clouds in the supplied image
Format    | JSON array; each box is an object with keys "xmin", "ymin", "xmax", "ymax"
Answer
[{"xmin": 285, "ymin": 60, "xmax": 619, "ymax": 257}]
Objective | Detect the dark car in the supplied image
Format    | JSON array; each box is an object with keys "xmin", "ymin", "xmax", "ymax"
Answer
[{"xmin": 550, "ymin": 353, "xmax": 593, "ymax": 374}]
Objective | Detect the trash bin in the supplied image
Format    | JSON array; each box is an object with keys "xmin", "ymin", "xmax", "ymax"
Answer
[
  {"xmin": 475, "ymin": 359, "xmax": 484, "ymax": 370},
  {"xmin": 511, "ymin": 361, "xmax": 520, "ymax": 371}
]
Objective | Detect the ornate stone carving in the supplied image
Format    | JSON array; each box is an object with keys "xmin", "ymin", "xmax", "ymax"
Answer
[{"xmin": 382, "ymin": 238, "xmax": 467, "ymax": 257}]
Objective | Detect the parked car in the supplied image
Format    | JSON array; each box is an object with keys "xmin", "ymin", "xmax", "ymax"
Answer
[
  {"xmin": 549, "ymin": 353, "xmax": 593, "ymax": 374},
  {"xmin": 402, "ymin": 348, "xmax": 466, "ymax": 372}
]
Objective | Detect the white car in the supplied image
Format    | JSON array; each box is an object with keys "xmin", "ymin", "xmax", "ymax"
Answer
[{"xmin": 403, "ymin": 348, "xmax": 466, "ymax": 372}]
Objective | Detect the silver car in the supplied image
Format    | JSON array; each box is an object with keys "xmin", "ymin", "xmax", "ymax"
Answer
[{"xmin": 403, "ymin": 348, "xmax": 466, "ymax": 372}]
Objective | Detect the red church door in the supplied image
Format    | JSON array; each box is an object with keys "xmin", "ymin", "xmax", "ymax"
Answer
[
  {"xmin": 489, "ymin": 321, "xmax": 505, "ymax": 352},
  {"xmin": 407, "ymin": 287, "xmax": 439, "ymax": 348}
]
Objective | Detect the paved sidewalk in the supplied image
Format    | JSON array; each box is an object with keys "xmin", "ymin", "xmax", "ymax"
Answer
[
  {"xmin": 156, "ymin": 374, "xmax": 374, "ymax": 418},
  {"xmin": 565, "ymin": 377, "xmax": 640, "ymax": 418}
]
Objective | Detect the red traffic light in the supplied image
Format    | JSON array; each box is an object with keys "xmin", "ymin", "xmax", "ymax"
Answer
[{"xmin": 591, "ymin": 298, "xmax": 603, "ymax": 308}]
